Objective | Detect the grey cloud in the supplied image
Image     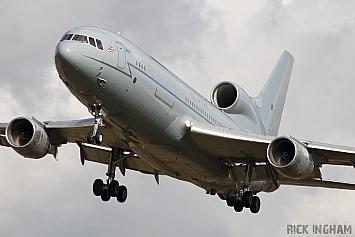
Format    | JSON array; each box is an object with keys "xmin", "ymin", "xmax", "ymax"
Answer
[
  {"xmin": 1, "ymin": 0, "xmax": 355, "ymax": 237},
  {"xmin": 0, "ymin": 0, "xmax": 223, "ymax": 117}
]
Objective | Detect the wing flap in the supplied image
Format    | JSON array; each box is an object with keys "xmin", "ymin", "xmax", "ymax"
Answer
[
  {"xmin": 280, "ymin": 179, "xmax": 355, "ymax": 190},
  {"xmin": 306, "ymin": 141, "xmax": 355, "ymax": 166},
  {"xmin": 78, "ymin": 143, "xmax": 158, "ymax": 175}
]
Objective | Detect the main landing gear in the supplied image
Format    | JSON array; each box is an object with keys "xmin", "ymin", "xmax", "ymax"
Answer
[
  {"xmin": 226, "ymin": 159, "xmax": 261, "ymax": 214},
  {"xmin": 93, "ymin": 148, "xmax": 128, "ymax": 203},
  {"xmin": 226, "ymin": 189, "xmax": 261, "ymax": 214},
  {"xmin": 87, "ymin": 105, "xmax": 107, "ymax": 145}
]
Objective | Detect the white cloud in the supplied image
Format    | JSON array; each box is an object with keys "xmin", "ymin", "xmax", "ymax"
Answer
[{"xmin": 0, "ymin": 0, "xmax": 355, "ymax": 236}]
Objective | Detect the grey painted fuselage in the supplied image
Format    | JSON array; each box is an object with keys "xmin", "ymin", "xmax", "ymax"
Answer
[{"xmin": 55, "ymin": 26, "xmax": 264, "ymax": 192}]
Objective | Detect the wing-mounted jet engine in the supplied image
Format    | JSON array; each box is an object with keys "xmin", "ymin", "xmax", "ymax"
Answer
[
  {"xmin": 267, "ymin": 135, "xmax": 314, "ymax": 179},
  {"xmin": 5, "ymin": 116, "xmax": 50, "ymax": 159}
]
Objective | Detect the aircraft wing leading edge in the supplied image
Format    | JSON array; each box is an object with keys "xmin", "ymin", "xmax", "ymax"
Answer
[
  {"xmin": 0, "ymin": 118, "xmax": 159, "ymax": 176},
  {"xmin": 189, "ymin": 121, "xmax": 355, "ymax": 190}
]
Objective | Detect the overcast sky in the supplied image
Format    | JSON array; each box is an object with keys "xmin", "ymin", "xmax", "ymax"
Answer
[{"xmin": 1, "ymin": 0, "xmax": 355, "ymax": 236}]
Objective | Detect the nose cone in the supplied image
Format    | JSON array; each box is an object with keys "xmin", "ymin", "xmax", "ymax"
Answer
[
  {"xmin": 54, "ymin": 41, "xmax": 89, "ymax": 91},
  {"xmin": 55, "ymin": 41, "xmax": 88, "ymax": 83},
  {"xmin": 54, "ymin": 39, "xmax": 101, "ymax": 96},
  {"xmin": 55, "ymin": 42, "xmax": 77, "ymax": 68}
]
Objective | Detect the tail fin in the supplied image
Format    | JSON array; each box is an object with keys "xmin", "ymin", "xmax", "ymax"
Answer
[{"xmin": 254, "ymin": 50, "xmax": 294, "ymax": 136}]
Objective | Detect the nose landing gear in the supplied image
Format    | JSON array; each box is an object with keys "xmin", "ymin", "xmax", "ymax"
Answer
[{"xmin": 87, "ymin": 105, "xmax": 107, "ymax": 145}]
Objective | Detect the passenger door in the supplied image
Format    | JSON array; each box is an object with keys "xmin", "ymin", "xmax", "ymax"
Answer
[
  {"xmin": 116, "ymin": 42, "xmax": 126, "ymax": 69},
  {"xmin": 105, "ymin": 42, "xmax": 126, "ymax": 69}
]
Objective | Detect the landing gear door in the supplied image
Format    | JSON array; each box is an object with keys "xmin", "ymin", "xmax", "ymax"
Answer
[{"xmin": 116, "ymin": 42, "xmax": 126, "ymax": 69}]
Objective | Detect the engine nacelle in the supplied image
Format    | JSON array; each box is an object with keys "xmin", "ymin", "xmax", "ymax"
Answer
[
  {"xmin": 210, "ymin": 81, "xmax": 254, "ymax": 116},
  {"xmin": 267, "ymin": 136, "xmax": 314, "ymax": 180},
  {"xmin": 5, "ymin": 116, "xmax": 50, "ymax": 159}
]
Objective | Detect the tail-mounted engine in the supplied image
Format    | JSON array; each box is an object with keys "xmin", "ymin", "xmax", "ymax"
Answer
[
  {"xmin": 267, "ymin": 136, "xmax": 314, "ymax": 180},
  {"xmin": 5, "ymin": 116, "xmax": 50, "ymax": 159},
  {"xmin": 210, "ymin": 82, "xmax": 255, "ymax": 118}
]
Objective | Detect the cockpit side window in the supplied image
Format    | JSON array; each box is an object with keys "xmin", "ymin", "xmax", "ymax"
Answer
[
  {"xmin": 96, "ymin": 39, "xmax": 103, "ymax": 50},
  {"xmin": 89, "ymin": 37, "xmax": 96, "ymax": 47},
  {"xmin": 60, "ymin": 34, "xmax": 73, "ymax": 41}
]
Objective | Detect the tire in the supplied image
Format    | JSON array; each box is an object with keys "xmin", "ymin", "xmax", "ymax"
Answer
[
  {"xmin": 93, "ymin": 179, "xmax": 103, "ymax": 196},
  {"xmin": 108, "ymin": 180, "xmax": 119, "ymax": 197},
  {"xmin": 250, "ymin": 196, "xmax": 261, "ymax": 214},
  {"xmin": 95, "ymin": 132, "xmax": 103, "ymax": 144},
  {"xmin": 226, "ymin": 189, "xmax": 236, "ymax": 207},
  {"xmin": 242, "ymin": 191, "xmax": 253, "ymax": 208},
  {"xmin": 87, "ymin": 131, "xmax": 94, "ymax": 144},
  {"xmin": 117, "ymin": 185, "xmax": 127, "ymax": 203},
  {"xmin": 101, "ymin": 190, "xmax": 111, "ymax": 202},
  {"xmin": 234, "ymin": 200, "xmax": 243, "ymax": 212}
]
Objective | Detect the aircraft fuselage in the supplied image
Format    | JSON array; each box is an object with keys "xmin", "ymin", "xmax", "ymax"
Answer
[{"xmin": 55, "ymin": 26, "xmax": 248, "ymax": 192}]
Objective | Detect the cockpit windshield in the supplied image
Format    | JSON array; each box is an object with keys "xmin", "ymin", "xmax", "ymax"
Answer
[
  {"xmin": 60, "ymin": 33, "xmax": 103, "ymax": 50},
  {"xmin": 60, "ymin": 33, "xmax": 73, "ymax": 41},
  {"xmin": 72, "ymin": 34, "xmax": 87, "ymax": 43}
]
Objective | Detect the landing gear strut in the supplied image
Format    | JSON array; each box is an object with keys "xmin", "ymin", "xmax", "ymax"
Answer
[
  {"xmin": 87, "ymin": 105, "xmax": 107, "ymax": 145},
  {"xmin": 92, "ymin": 148, "xmax": 128, "ymax": 203},
  {"xmin": 226, "ymin": 158, "xmax": 261, "ymax": 214}
]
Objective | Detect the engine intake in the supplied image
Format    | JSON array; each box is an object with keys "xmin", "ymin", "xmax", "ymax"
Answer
[
  {"xmin": 210, "ymin": 81, "xmax": 255, "ymax": 117},
  {"xmin": 267, "ymin": 136, "xmax": 314, "ymax": 180},
  {"xmin": 6, "ymin": 116, "xmax": 50, "ymax": 159}
]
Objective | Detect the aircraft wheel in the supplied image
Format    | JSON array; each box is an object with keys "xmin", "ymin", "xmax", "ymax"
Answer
[
  {"xmin": 250, "ymin": 196, "xmax": 261, "ymax": 214},
  {"xmin": 117, "ymin": 185, "xmax": 127, "ymax": 203},
  {"xmin": 93, "ymin": 179, "xmax": 103, "ymax": 196},
  {"xmin": 234, "ymin": 200, "xmax": 244, "ymax": 212},
  {"xmin": 108, "ymin": 180, "xmax": 119, "ymax": 197},
  {"xmin": 95, "ymin": 132, "xmax": 103, "ymax": 144},
  {"xmin": 226, "ymin": 189, "xmax": 236, "ymax": 207},
  {"xmin": 87, "ymin": 131, "xmax": 94, "ymax": 144},
  {"xmin": 242, "ymin": 191, "xmax": 253, "ymax": 208},
  {"xmin": 101, "ymin": 190, "xmax": 111, "ymax": 202}
]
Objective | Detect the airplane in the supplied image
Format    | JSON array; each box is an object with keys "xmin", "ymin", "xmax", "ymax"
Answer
[{"xmin": 1, "ymin": 26, "xmax": 355, "ymax": 214}]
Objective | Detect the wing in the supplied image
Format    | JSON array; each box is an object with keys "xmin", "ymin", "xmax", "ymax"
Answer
[
  {"xmin": 45, "ymin": 118, "xmax": 130, "ymax": 149},
  {"xmin": 76, "ymin": 142, "xmax": 161, "ymax": 176},
  {"xmin": 189, "ymin": 122, "xmax": 355, "ymax": 190},
  {"xmin": 0, "ymin": 119, "xmax": 129, "ymax": 149},
  {"xmin": 0, "ymin": 118, "xmax": 158, "ymax": 176}
]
